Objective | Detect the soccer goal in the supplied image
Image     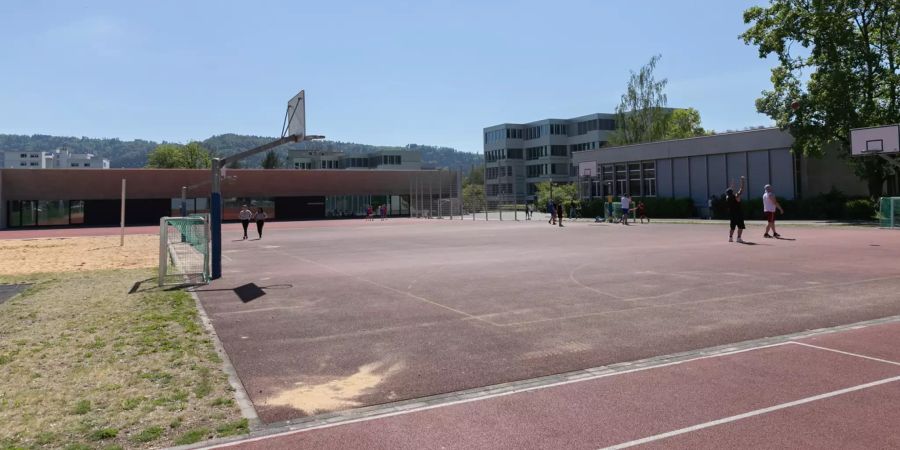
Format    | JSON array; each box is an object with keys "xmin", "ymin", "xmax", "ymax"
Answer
[
  {"xmin": 878, "ymin": 197, "xmax": 900, "ymax": 229},
  {"xmin": 159, "ymin": 216, "xmax": 210, "ymax": 286}
]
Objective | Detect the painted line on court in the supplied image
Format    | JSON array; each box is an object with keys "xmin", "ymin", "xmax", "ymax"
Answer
[
  {"xmin": 599, "ymin": 375, "xmax": 900, "ymax": 449},
  {"xmin": 498, "ymin": 275, "xmax": 900, "ymax": 327},
  {"xmin": 791, "ymin": 342, "xmax": 900, "ymax": 366},
  {"xmin": 271, "ymin": 249, "xmax": 498, "ymax": 325}
]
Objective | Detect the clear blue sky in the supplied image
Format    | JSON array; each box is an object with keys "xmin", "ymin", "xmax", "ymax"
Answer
[{"xmin": 0, "ymin": 0, "xmax": 776, "ymax": 153}]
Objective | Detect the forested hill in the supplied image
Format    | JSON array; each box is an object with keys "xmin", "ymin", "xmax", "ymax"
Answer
[{"xmin": 0, "ymin": 133, "xmax": 483, "ymax": 172}]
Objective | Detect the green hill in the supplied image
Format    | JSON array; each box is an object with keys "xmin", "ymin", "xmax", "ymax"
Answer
[{"xmin": 0, "ymin": 133, "xmax": 483, "ymax": 172}]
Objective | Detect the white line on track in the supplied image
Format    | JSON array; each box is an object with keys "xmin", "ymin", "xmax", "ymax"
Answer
[
  {"xmin": 599, "ymin": 375, "xmax": 900, "ymax": 449},
  {"xmin": 791, "ymin": 341, "xmax": 900, "ymax": 366},
  {"xmin": 202, "ymin": 342, "xmax": 791, "ymax": 449}
]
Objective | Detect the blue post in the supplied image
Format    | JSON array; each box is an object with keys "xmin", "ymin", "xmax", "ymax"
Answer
[
  {"xmin": 210, "ymin": 158, "xmax": 222, "ymax": 280},
  {"xmin": 211, "ymin": 191, "xmax": 221, "ymax": 279}
]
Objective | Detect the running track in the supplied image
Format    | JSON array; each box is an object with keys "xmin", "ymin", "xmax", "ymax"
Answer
[{"xmin": 204, "ymin": 319, "xmax": 900, "ymax": 449}]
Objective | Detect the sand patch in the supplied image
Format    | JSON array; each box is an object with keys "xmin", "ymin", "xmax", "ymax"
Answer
[
  {"xmin": 267, "ymin": 362, "xmax": 402, "ymax": 414},
  {"xmin": 0, "ymin": 235, "xmax": 158, "ymax": 275}
]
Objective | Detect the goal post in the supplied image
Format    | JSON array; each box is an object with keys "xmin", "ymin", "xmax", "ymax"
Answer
[
  {"xmin": 878, "ymin": 197, "xmax": 900, "ymax": 229},
  {"xmin": 159, "ymin": 216, "xmax": 210, "ymax": 286}
]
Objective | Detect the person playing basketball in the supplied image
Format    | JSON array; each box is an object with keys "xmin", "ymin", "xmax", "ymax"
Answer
[
  {"xmin": 763, "ymin": 184, "xmax": 784, "ymax": 238},
  {"xmin": 726, "ymin": 176, "xmax": 746, "ymax": 243},
  {"xmin": 637, "ymin": 201, "xmax": 648, "ymax": 224}
]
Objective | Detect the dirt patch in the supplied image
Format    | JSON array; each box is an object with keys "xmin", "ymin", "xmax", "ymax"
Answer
[
  {"xmin": 0, "ymin": 269, "xmax": 245, "ymax": 449},
  {"xmin": 0, "ymin": 235, "xmax": 158, "ymax": 275},
  {"xmin": 267, "ymin": 362, "xmax": 403, "ymax": 415}
]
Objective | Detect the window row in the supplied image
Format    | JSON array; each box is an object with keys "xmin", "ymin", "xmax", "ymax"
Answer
[
  {"xmin": 526, "ymin": 164, "xmax": 565, "ymax": 177},
  {"xmin": 570, "ymin": 141, "xmax": 607, "ymax": 152},
  {"xmin": 484, "ymin": 129, "xmax": 505, "ymax": 143},
  {"xmin": 7, "ymin": 200, "xmax": 85, "ymax": 227},
  {"xmin": 591, "ymin": 161, "xmax": 657, "ymax": 197},
  {"xmin": 487, "ymin": 183, "xmax": 514, "ymax": 196},
  {"xmin": 575, "ymin": 118, "xmax": 617, "ymax": 135}
]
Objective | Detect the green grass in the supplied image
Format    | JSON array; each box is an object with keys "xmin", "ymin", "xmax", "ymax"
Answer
[
  {"xmin": 0, "ymin": 268, "xmax": 247, "ymax": 448},
  {"xmin": 131, "ymin": 426, "xmax": 163, "ymax": 443},
  {"xmin": 174, "ymin": 427, "xmax": 211, "ymax": 445}
]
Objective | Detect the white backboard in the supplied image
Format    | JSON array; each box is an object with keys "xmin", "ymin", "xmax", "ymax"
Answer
[
  {"xmin": 851, "ymin": 124, "xmax": 899, "ymax": 156},
  {"xmin": 285, "ymin": 90, "xmax": 306, "ymax": 137}
]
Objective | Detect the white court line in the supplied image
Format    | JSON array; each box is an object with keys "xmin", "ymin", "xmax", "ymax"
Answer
[
  {"xmin": 599, "ymin": 375, "xmax": 900, "ymax": 449},
  {"xmin": 202, "ymin": 342, "xmax": 790, "ymax": 449},
  {"xmin": 791, "ymin": 342, "xmax": 900, "ymax": 366}
]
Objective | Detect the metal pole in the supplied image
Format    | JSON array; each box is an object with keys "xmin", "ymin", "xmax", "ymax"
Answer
[
  {"xmin": 120, "ymin": 178, "xmax": 126, "ymax": 246},
  {"xmin": 409, "ymin": 177, "xmax": 413, "ymax": 218},
  {"xmin": 498, "ymin": 161, "xmax": 503, "ymax": 221},
  {"xmin": 211, "ymin": 158, "xmax": 222, "ymax": 279},
  {"xmin": 181, "ymin": 186, "xmax": 188, "ymax": 217},
  {"xmin": 514, "ymin": 171, "xmax": 518, "ymax": 221},
  {"xmin": 438, "ymin": 171, "xmax": 443, "ymax": 219},
  {"xmin": 429, "ymin": 176, "xmax": 433, "ymax": 219}
]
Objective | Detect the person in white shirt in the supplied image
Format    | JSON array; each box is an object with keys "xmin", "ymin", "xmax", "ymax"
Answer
[
  {"xmin": 762, "ymin": 184, "xmax": 784, "ymax": 238},
  {"xmin": 620, "ymin": 194, "xmax": 631, "ymax": 225},
  {"xmin": 254, "ymin": 207, "xmax": 267, "ymax": 239},
  {"xmin": 238, "ymin": 205, "xmax": 253, "ymax": 240}
]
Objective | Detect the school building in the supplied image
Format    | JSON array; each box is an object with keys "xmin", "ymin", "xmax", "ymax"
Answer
[
  {"xmin": 0, "ymin": 168, "xmax": 456, "ymax": 229},
  {"xmin": 569, "ymin": 127, "xmax": 874, "ymax": 206}
]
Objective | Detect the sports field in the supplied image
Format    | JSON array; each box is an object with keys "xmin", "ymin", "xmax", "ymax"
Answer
[{"xmin": 194, "ymin": 218, "xmax": 900, "ymax": 426}]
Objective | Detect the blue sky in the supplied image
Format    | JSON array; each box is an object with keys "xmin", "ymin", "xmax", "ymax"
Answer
[{"xmin": 0, "ymin": 0, "xmax": 776, "ymax": 153}]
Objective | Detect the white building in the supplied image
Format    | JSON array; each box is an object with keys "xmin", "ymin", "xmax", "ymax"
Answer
[
  {"xmin": 1, "ymin": 148, "xmax": 109, "ymax": 169},
  {"xmin": 2, "ymin": 151, "xmax": 50, "ymax": 168}
]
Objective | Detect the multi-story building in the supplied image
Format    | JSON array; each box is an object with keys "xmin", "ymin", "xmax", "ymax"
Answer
[
  {"xmin": 2, "ymin": 151, "xmax": 50, "ymax": 169},
  {"xmin": 287, "ymin": 149, "xmax": 421, "ymax": 170},
  {"xmin": 1, "ymin": 149, "xmax": 109, "ymax": 169},
  {"xmin": 483, "ymin": 113, "xmax": 617, "ymax": 203}
]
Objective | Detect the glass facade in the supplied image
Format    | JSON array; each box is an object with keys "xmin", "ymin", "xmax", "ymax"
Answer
[
  {"xmin": 598, "ymin": 161, "xmax": 657, "ymax": 198},
  {"xmin": 6, "ymin": 200, "xmax": 88, "ymax": 227}
]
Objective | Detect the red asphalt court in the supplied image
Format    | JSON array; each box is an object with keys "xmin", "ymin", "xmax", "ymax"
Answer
[{"xmin": 208, "ymin": 319, "xmax": 900, "ymax": 449}]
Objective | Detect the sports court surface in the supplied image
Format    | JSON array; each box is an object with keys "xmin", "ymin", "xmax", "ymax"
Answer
[{"xmin": 192, "ymin": 218, "xmax": 900, "ymax": 434}]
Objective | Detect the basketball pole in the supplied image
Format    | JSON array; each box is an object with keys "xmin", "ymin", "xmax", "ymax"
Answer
[
  {"xmin": 120, "ymin": 178, "xmax": 126, "ymax": 247},
  {"xmin": 210, "ymin": 133, "xmax": 322, "ymax": 280}
]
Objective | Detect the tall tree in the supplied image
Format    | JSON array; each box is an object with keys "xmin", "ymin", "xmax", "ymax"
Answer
[
  {"xmin": 146, "ymin": 142, "xmax": 211, "ymax": 169},
  {"xmin": 261, "ymin": 150, "xmax": 282, "ymax": 169},
  {"xmin": 608, "ymin": 55, "xmax": 671, "ymax": 145},
  {"xmin": 536, "ymin": 181, "xmax": 578, "ymax": 209},
  {"xmin": 665, "ymin": 108, "xmax": 707, "ymax": 139},
  {"xmin": 464, "ymin": 164, "xmax": 484, "ymax": 186},
  {"xmin": 741, "ymin": 0, "xmax": 900, "ymax": 196}
]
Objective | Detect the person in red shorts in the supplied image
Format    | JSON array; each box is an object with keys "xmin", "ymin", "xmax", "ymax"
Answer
[
  {"xmin": 762, "ymin": 184, "xmax": 784, "ymax": 238},
  {"xmin": 637, "ymin": 201, "xmax": 648, "ymax": 224}
]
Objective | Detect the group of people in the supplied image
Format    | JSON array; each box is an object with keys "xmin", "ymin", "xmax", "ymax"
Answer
[
  {"xmin": 365, "ymin": 204, "xmax": 388, "ymax": 221},
  {"xmin": 238, "ymin": 205, "xmax": 267, "ymax": 240},
  {"xmin": 725, "ymin": 177, "xmax": 784, "ymax": 243},
  {"xmin": 546, "ymin": 200, "xmax": 566, "ymax": 227}
]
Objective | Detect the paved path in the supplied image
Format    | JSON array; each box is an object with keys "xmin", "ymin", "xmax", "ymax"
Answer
[{"xmin": 203, "ymin": 319, "xmax": 900, "ymax": 449}]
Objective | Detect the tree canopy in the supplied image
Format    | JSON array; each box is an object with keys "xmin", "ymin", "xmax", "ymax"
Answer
[
  {"xmin": 535, "ymin": 181, "xmax": 578, "ymax": 209},
  {"xmin": 261, "ymin": 150, "xmax": 282, "ymax": 169},
  {"xmin": 741, "ymin": 0, "xmax": 899, "ymax": 196},
  {"xmin": 608, "ymin": 55, "xmax": 707, "ymax": 146},
  {"xmin": 146, "ymin": 142, "xmax": 212, "ymax": 169}
]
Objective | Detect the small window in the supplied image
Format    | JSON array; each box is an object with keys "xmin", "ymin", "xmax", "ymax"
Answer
[{"xmin": 71, "ymin": 163, "xmax": 80, "ymax": 167}]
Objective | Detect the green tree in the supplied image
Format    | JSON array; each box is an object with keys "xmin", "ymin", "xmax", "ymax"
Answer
[
  {"xmin": 741, "ymin": 0, "xmax": 899, "ymax": 197},
  {"xmin": 146, "ymin": 142, "xmax": 211, "ymax": 169},
  {"xmin": 464, "ymin": 165, "xmax": 484, "ymax": 186},
  {"xmin": 665, "ymin": 107, "xmax": 706, "ymax": 139},
  {"xmin": 181, "ymin": 141, "xmax": 212, "ymax": 169},
  {"xmin": 535, "ymin": 181, "xmax": 578, "ymax": 211},
  {"xmin": 608, "ymin": 55, "xmax": 671, "ymax": 146},
  {"xmin": 462, "ymin": 184, "xmax": 485, "ymax": 212},
  {"xmin": 261, "ymin": 150, "xmax": 282, "ymax": 169}
]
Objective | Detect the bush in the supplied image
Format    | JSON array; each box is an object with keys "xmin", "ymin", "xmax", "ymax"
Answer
[
  {"xmin": 843, "ymin": 199, "xmax": 875, "ymax": 220},
  {"xmin": 638, "ymin": 197, "xmax": 694, "ymax": 218}
]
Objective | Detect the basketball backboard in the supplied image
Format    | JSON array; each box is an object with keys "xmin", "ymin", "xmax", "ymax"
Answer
[
  {"xmin": 850, "ymin": 124, "xmax": 900, "ymax": 156},
  {"xmin": 284, "ymin": 90, "xmax": 306, "ymax": 137}
]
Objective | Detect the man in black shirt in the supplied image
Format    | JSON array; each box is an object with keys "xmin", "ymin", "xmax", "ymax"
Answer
[{"xmin": 726, "ymin": 176, "xmax": 746, "ymax": 243}]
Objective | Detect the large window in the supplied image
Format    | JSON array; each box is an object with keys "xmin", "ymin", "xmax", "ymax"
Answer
[
  {"xmin": 551, "ymin": 145, "xmax": 567, "ymax": 156},
  {"xmin": 7, "ymin": 199, "xmax": 89, "ymax": 227},
  {"xmin": 524, "ymin": 126, "xmax": 542, "ymax": 140},
  {"xmin": 642, "ymin": 162, "xmax": 656, "ymax": 197},
  {"xmin": 526, "ymin": 146, "xmax": 546, "ymax": 160},
  {"xmin": 615, "ymin": 164, "xmax": 627, "ymax": 195},
  {"xmin": 507, "ymin": 148, "xmax": 523, "ymax": 159},
  {"xmin": 484, "ymin": 129, "xmax": 504, "ymax": 143},
  {"xmin": 629, "ymin": 163, "xmax": 642, "ymax": 196},
  {"xmin": 506, "ymin": 129, "xmax": 522, "ymax": 139},
  {"xmin": 550, "ymin": 124, "xmax": 568, "ymax": 135}
]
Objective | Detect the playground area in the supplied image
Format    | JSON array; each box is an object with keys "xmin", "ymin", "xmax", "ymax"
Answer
[{"xmin": 193, "ymin": 218, "xmax": 900, "ymax": 426}]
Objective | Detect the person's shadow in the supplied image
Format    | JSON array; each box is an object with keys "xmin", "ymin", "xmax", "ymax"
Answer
[{"xmin": 775, "ymin": 236, "xmax": 797, "ymax": 241}]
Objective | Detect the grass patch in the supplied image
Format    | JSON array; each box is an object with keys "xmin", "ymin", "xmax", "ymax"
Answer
[
  {"xmin": 0, "ymin": 268, "xmax": 245, "ymax": 448},
  {"xmin": 174, "ymin": 427, "xmax": 211, "ymax": 445},
  {"xmin": 131, "ymin": 426, "xmax": 163, "ymax": 443},
  {"xmin": 89, "ymin": 427, "xmax": 118, "ymax": 441},
  {"xmin": 216, "ymin": 418, "xmax": 249, "ymax": 437}
]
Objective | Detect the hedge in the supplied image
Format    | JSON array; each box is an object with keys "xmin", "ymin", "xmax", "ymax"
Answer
[{"xmin": 710, "ymin": 188, "xmax": 875, "ymax": 221}]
